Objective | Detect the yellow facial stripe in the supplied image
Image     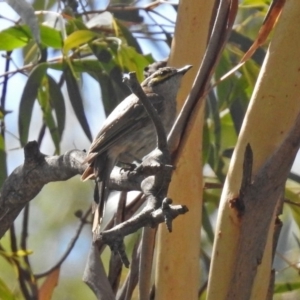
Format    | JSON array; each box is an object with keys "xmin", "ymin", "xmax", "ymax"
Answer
[{"xmin": 150, "ymin": 72, "xmax": 173, "ymax": 84}]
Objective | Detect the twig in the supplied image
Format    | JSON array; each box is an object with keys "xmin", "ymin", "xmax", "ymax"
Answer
[
  {"xmin": 0, "ymin": 142, "xmax": 155, "ymax": 238},
  {"xmin": 284, "ymin": 198, "xmax": 300, "ymax": 207},
  {"xmin": 116, "ymin": 238, "xmax": 141, "ymax": 300},
  {"xmin": 123, "ymin": 72, "xmax": 168, "ymax": 152},
  {"xmin": 0, "ymin": 142, "xmax": 87, "ymax": 238},
  {"xmin": 9, "ymin": 224, "xmax": 31, "ymax": 299},
  {"xmin": 100, "ymin": 204, "xmax": 188, "ymax": 267},
  {"xmin": 168, "ymin": 0, "xmax": 237, "ymax": 157}
]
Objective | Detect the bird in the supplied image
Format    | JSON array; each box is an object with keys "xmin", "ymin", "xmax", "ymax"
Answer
[{"xmin": 81, "ymin": 65, "xmax": 192, "ymax": 234}]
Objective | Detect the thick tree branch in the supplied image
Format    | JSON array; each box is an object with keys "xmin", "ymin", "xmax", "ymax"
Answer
[
  {"xmin": 0, "ymin": 140, "xmax": 176, "ymax": 239},
  {"xmin": 0, "ymin": 141, "xmax": 86, "ymax": 238},
  {"xmin": 227, "ymin": 110, "xmax": 300, "ymax": 299}
]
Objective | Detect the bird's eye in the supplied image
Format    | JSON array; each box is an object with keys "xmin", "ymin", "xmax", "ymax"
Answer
[{"xmin": 160, "ymin": 69, "xmax": 169, "ymax": 75}]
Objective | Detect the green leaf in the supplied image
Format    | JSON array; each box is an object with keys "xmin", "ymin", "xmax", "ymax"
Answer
[
  {"xmin": 89, "ymin": 42, "xmax": 112, "ymax": 64},
  {"xmin": 0, "ymin": 277, "xmax": 15, "ymax": 300},
  {"xmin": 47, "ymin": 75, "xmax": 65, "ymax": 140},
  {"xmin": 6, "ymin": 0, "xmax": 41, "ymax": 46},
  {"xmin": 117, "ymin": 46, "xmax": 153, "ymax": 81},
  {"xmin": 49, "ymin": 59, "xmax": 103, "ymax": 73},
  {"xmin": 37, "ymin": 77, "xmax": 60, "ymax": 154},
  {"xmin": 19, "ymin": 63, "xmax": 48, "ymax": 146},
  {"xmin": 285, "ymin": 188, "xmax": 300, "ymax": 230},
  {"xmin": 202, "ymin": 120, "xmax": 210, "ymax": 164},
  {"xmin": 63, "ymin": 30, "xmax": 99, "ymax": 54},
  {"xmin": 69, "ymin": 19, "xmax": 89, "ymax": 31},
  {"xmin": 90, "ymin": 71, "xmax": 119, "ymax": 116},
  {"xmin": 202, "ymin": 204, "xmax": 214, "ymax": 244},
  {"xmin": 0, "ymin": 26, "xmax": 31, "ymax": 51},
  {"xmin": 274, "ymin": 281, "xmax": 300, "ymax": 293},
  {"xmin": 0, "ymin": 24, "xmax": 62, "ymax": 51},
  {"xmin": 0, "ymin": 134, "xmax": 7, "ymax": 188},
  {"xmin": 40, "ymin": 25, "xmax": 63, "ymax": 49},
  {"xmin": 90, "ymin": 69, "xmax": 130, "ymax": 116},
  {"xmin": 64, "ymin": 64, "xmax": 92, "ymax": 141},
  {"xmin": 115, "ymin": 19, "xmax": 142, "ymax": 53}
]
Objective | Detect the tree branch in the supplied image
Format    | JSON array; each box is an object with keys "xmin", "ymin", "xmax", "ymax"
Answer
[
  {"xmin": 0, "ymin": 141, "xmax": 86, "ymax": 238},
  {"xmin": 227, "ymin": 110, "xmax": 300, "ymax": 299}
]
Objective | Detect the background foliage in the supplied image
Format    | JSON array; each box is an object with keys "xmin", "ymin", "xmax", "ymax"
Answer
[{"xmin": 1, "ymin": 0, "xmax": 300, "ymax": 299}]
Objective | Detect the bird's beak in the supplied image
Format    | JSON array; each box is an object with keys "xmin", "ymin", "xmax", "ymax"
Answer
[{"xmin": 177, "ymin": 65, "xmax": 193, "ymax": 74}]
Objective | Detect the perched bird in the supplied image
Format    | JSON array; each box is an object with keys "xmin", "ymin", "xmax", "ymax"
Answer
[{"xmin": 81, "ymin": 65, "xmax": 192, "ymax": 233}]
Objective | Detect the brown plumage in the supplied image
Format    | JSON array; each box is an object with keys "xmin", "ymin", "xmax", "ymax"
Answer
[{"xmin": 81, "ymin": 65, "xmax": 192, "ymax": 234}]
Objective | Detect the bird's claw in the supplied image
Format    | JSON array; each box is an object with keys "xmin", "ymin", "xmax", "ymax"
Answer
[{"xmin": 162, "ymin": 198, "xmax": 173, "ymax": 232}]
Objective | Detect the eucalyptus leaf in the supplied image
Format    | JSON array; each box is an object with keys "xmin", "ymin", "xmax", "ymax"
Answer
[
  {"xmin": 274, "ymin": 281, "xmax": 300, "ymax": 293},
  {"xmin": 117, "ymin": 46, "xmax": 152, "ymax": 81},
  {"xmin": 64, "ymin": 64, "xmax": 92, "ymax": 141},
  {"xmin": 115, "ymin": 19, "xmax": 142, "ymax": 53},
  {"xmin": 47, "ymin": 75, "xmax": 66, "ymax": 140},
  {"xmin": 40, "ymin": 25, "xmax": 63, "ymax": 49},
  {"xmin": 0, "ymin": 26, "xmax": 31, "ymax": 51},
  {"xmin": 18, "ymin": 63, "xmax": 48, "ymax": 146},
  {"xmin": 0, "ymin": 277, "xmax": 15, "ymax": 300},
  {"xmin": 6, "ymin": 0, "xmax": 40, "ymax": 46},
  {"xmin": 63, "ymin": 30, "xmax": 99, "ymax": 54},
  {"xmin": 202, "ymin": 205, "xmax": 214, "ymax": 244},
  {"xmin": 37, "ymin": 77, "xmax": 60, "ymax": 154},
  {"xmin": 49, "ymin": 59, "xmax": 103, "ymax": 73},
  {"xmin": 0, "ymin": 135, "xmax": 7, "ymax": 188}
]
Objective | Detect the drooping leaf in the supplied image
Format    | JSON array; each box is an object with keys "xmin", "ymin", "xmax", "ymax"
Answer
[
  {"xmin": 274, "ymin": 281, "xmax": 300, "ymax": 293},
  {"xmin": 0, "ymin": 277, "xmax": 15, "ymax": 300},
  {"xmin": 215, "ymin": 49, "xmax": 235, "ymax": 109},
  {"xmin": 241, "ymin": 60, "xmax": 260, "ymax": 95},
  {"xmin": 38, "ymin": 267, "xmax": 60, "ymax": 300},
  {"xmin": 115, "ymin": 19, "xmax": 142, "ymax": 53},
  {"xmin": 6, "ymin": 0, "xmax": 40, "ymax": 46},
  {"xmin": 48, "ymin": 59, "xmax": 103, "ymax": 73},
  {"xmin": 64, "ymin": 64, "xmax": 92, "ymax": 141},
  {"xmin": 202, "ymin": 119, "xmax": 210, "ymax": 164},
  {"xmin": 0, "ymin": 26, "xmax": 31, "ymax": 51},
  {"xmin": 0, "ymin": 24, "xmax": 62, "ymax": 51},
  {"xmin": 285, "ymin": 188, "xmax": 300, "ymax": 231},
  {"xmin": 68, "ymin": 19, "xmax": 89, "ymax": 32},
  {"xmin": 89, "ymin": 42, "xmax": 113, "ymax": 64},
  {"xmin": 37, "ymin": 77, "xmax": 60, "ymax": 154},
  {"xmin": 0, "ymin": 134, "xmax": 7, "ymax": 188},
  {"xmin": 90, "ymin": 71, "xmax": 119, "ymax": 116},
  {"xmin": 108, "ymin": 66, "xmax": 130, "ymax": 101},
  {"xmin": 63, "ymin": 30, "xmax": 99, "ymax": 54},
  {"xmin": 18, "ymin": 63, "xmax": 48, "ymax": 146},
  {"xmin": 47, "ymin": 75, "xmax": 65, "ymax": 140},
  {"xmin": 40, "ymin": 25, "xmax": 63, "ymax": 49},
  {"xmin": 202, "ymin": 204, "xmax": 214, "ymax": 244},
  {"xmin": 116, "ymin": 46, "xmax": 153, "ymax": 81},
  {"xmin": 90, "ymin": 68, "xmax": 130, "ymax": 116}
]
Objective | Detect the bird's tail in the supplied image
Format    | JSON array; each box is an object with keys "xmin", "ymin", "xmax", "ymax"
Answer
[
  {"xmin": 91, "ymin": 155, "xmax": 116, "ymax": 239},
  {"xmin": 92, "ymin": 180, "xmax": 104, "ymax": 237}
]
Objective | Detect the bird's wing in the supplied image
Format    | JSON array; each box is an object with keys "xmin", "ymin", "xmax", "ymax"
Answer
[{"xmin": 85, "ymin": 93, "xmax": 164, "ymax": 161}]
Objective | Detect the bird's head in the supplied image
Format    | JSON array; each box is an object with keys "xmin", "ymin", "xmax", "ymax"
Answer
[{"xmin": 141, "ymin": 65, "xmax": 192, "ymax": 92}]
